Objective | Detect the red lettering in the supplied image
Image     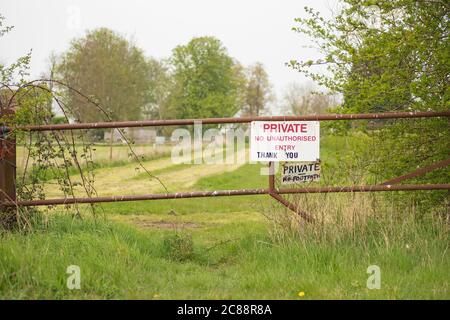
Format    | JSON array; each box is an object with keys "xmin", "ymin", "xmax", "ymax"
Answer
[
  {"xmin": 300, "ymin": 124, "xmax": 307, "ymax": 133},
  {"xmin": 262, "ymin": 122, "xmax": 309, "ymax": 133}
]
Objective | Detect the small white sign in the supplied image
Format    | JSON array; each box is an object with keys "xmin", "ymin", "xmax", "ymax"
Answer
[
  {"xmin": 282, "ymin": 162, "xmax": 321, "ymax": 184},
  {"xmin": 250, "ymin": 121, "xmax": 320, "ymax": 162}
]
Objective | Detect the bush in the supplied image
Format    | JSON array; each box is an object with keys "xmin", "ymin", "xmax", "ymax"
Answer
[{"xmin": 51, "ymin": 116, "xmax": 69, "ymax": 124}]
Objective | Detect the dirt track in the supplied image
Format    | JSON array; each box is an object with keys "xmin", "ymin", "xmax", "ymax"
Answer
[{"xmin": 44, "ymin": 148, "xmax": 248, "ymax": 197}]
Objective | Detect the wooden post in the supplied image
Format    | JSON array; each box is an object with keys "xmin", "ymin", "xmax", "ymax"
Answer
[{"xmin": 0, "ymin": 108, "xmax": 16, "ymax": 213}]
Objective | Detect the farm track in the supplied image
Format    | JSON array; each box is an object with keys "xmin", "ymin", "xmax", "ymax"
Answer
[{"xmin": 44, "ymin": 148, "xmax": 248, "ymax": 197}]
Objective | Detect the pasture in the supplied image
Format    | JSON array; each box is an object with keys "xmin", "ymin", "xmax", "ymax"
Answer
[{"xmin": 1, "ymin": 135, "xmax": 448, "ymax": 299}]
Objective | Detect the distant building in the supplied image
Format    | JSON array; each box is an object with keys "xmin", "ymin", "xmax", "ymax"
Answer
[{"xmin": 106, "ymin": 127, "xmax": 158, "ymax": 143}]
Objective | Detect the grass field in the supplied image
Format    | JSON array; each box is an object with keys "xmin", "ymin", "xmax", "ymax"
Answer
[
  {"xmin": 16, "ymin": 143, "xmax": 173, "ymax": 178},
  {"xmin": 1, "ymin": 135, "xmax": 449, "ymax": 299}
]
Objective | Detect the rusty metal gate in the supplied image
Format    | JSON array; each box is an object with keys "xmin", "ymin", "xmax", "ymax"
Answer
[{"xmin": 1, "ymin": 110, "xmax": 450, "ymax": 222}]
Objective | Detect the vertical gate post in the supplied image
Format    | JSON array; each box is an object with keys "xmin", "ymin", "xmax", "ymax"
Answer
[{"xmin": 0, "ymin": 108, "xmax": 16, "ymax": 213}]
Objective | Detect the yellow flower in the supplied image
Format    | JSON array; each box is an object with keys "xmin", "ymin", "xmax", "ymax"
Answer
[{"xmin": 298, "ymin": 291, "xmax": 305, "ymax": 297}]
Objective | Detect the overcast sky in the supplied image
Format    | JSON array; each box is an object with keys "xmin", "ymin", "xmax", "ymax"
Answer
[{"xmin": 0, "ymin": 0, "xmax": 338, "ymax": 113}]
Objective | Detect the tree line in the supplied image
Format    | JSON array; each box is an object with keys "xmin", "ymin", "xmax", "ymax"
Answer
[
  {"xmin": 46, "ymin": 28, "xmax": 335, "ymax": 129},
  {"xmin": 290, "ymin": 0, "xmax": 449, "ymax": 207}
]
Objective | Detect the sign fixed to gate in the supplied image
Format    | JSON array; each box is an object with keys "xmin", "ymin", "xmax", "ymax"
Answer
[
  {"xmin": 281, "ymin": 162, "xmax": 321, "ymax": 184},
  {"xmin": 250, "ymin": 121, "xmax": 320, "ymax": 162}
]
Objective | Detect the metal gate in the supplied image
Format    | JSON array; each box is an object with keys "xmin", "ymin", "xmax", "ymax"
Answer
[{"xmin": 1, "ymin": 110, "xmax": 449, "ymax": 222}]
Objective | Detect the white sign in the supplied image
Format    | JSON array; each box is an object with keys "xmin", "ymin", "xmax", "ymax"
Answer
[
  {"xmin": 250, "ymin": 121, "xmax": 320, "ymax": 162},
  {"xmin": 281, "ymin": 162, "xmax": 321, "ymax": 184}
]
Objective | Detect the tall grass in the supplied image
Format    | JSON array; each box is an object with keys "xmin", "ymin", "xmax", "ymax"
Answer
[
  {"xmin": 0, "ymin": 192, "xmax": 448, "ymax": 299},
  {"xmin": 16, "ymin": 144, "xmax": 172, "ymax": 179},
  {"xmin": 266, "ymin": 190, "xmax": 449, "ymax": 246},
  {"xmin": 1, "ymin": 135, "xmax": 448, "ymax": 299}
]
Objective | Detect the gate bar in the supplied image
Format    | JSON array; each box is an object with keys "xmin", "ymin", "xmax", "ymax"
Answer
[
  {"xmin": 278, "ymin": 184, "xmax": 450, "ymax": 194},
  {"xmin": 9, "ymin": 110, "xmax": 450, "ymax": 132},
  {"xmin": 6, "ymin": 184, "xmax": 449, "ymax": 207},
  {"xmin": 381, "ymin": 158, "xmax": 450, "ymax": 185},
  {"xmin": 268, "ymin": 161, "xmax": 314, "ymax": 222}
]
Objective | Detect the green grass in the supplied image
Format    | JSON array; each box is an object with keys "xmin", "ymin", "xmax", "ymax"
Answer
[
  {"xmin": 96, "ymin": 162, "xmax": 270, "ymax": 216},
  {"xmin": 0, "ymin": 212, "xmax": 448, "ymax": 299},
  {"xmin": 131, "ymin": 163, "xmax": 192, "ymax": 179},
  {"xmin": 1, "ymin": 134, "xmax": 448, "ymax": 299},
  {"xmin": 16, "ymin": 144, "xmax": 172, "ymax": 181}
]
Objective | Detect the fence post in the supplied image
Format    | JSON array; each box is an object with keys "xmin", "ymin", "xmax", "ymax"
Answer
[{"xmin": 0, "ymin": 108, "xmax": 16, "ymax": 214}]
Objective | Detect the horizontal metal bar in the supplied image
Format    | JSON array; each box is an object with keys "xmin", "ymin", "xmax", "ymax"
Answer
[
  {"xmin": 4, "ymin": 183, "xmax": 449, "ymax": 207},
  {"xmin": 278, "ymin": 184, "xmax": 450, "ymax": 194},
  {"xmin": 10, "ymin": 189, "xmax": 270, "ymax": 206},
  {"xmin": 10, "ymin": 111, "xmax": 450, "ymax": 132}
]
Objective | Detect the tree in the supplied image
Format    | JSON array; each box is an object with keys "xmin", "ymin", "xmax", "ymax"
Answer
[
  {"xmin": 283, "ymin": 82, "xmax": 337, "ymax": 115},
  {"xmin": 143, "ymin": 58, "xmax": 172, "ymax": 121},
  {"xmin": 290, "ymin": 1, "xmax": 449, "ymax": 113},
  {"xmin": 57, "ymin": 28, "xmax": 154, "ymax": 160},
  {"xmin": 168, "ymin": 36, "xmax": 244, "ymax": 120},
  {"xmin": 243, "ymin": 62, "xmax": 273, "ymax": 116},
  {"xmin": 290, "ymin": 0, "xmax": 449, "ymax": 207},
  {"xmin": 57, "ymin": 28, "xmax": 151, "ymax": 123},
  {"xmin": 40, "ymin": 52, "xmax": 58, "ymax": 116}
]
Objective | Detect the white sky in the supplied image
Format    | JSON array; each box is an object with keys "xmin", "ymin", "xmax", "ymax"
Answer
[{"xmin": 0, "ymin": 0, "xmax": 338, "ymax": 113}]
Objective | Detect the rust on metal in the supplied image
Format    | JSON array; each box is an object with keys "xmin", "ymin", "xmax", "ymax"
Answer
[
  {"xmin": 0, "ymin": 108, "xmax": 16, "ymax": 212},
  {"xmin": 269, "ymin": 191, "xmax": 315, "ymax": 223},
  {"xmin": 267, "ymin": 161, "xmax": 314, "ymax": 222},
  {"xmin": 11, "ymin": 110, "xmax": 450, "ymax": 132},
  {"xmin": 381, "ymin": 158, "xmax": 450, "ymax": 185},
  {"xmin": 11, "ymin": 189, "xmax": 269, "ymax": 207},
  {"xmin": 1, "ymin": 110, "xmax": 449, "ymax": 221},
  {"xmin": 4, "ymin": 184, "xmax": 449, "ymax": 208},
  {"xmin": 268, "ymin": 161, "xmax": 275, "ymax": 193},
  {"xmin": 278, "ymin": 184, "xmax": 450, "ymax": 194}
]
